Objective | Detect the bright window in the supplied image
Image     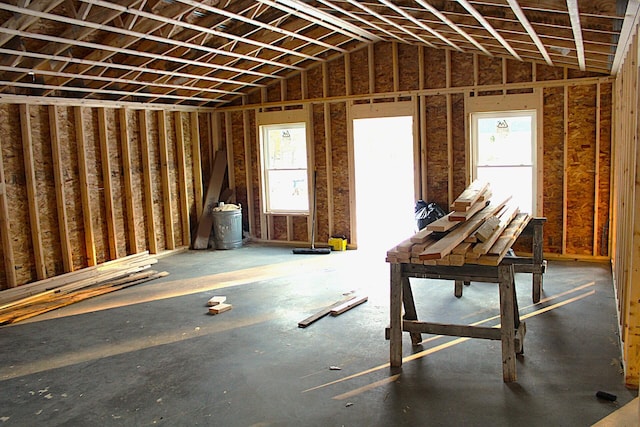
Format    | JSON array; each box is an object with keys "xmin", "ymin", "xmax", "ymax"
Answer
[
  {"xmin": 260, "ymin": 122, "xmax": 309, "ymax": 213},
  {"xmin": 471, "ymin": 111, "xmax": 536, "ymax": 214}
]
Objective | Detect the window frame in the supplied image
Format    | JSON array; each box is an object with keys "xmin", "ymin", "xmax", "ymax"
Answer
[{"xmin": 257, "ymin": 108, "xmax": 312, "ymax": 215}]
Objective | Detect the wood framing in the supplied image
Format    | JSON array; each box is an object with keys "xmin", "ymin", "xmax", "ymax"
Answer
[
  {"xmin": 74, "ymin": 106, "xmax": 97, "ymax": 267},
  {"xmin": 97, "ymin": 107, "xmax": 118, "ymax": 260},
  {"xmin": 139, "ymin": 110, "xmax": 158, "ymax": 255},
  {"xmin": 157, "ymin": 110, "xmax": 175, "ymax": 250},
  {"xmin": 118, "ymin": 108, "xmax": 138, "ymax": 254}
]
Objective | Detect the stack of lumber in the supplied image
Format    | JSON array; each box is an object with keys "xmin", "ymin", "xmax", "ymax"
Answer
[
  {"xmin": 386, "ymin": 181, "xmax": 531, "ymax": 267},
  {"xmin": 0, "ymin": 252, "xmax": 166, "ymax": 325}
]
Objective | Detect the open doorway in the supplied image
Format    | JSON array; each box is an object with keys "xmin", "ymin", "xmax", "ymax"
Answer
[{"xmin": 353, "ymin": 115, "xmax": 415, "ymax": 254}]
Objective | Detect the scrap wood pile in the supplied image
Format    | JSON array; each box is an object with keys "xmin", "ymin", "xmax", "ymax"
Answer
[
  {"xmin": 386, "ymin": 180, "xmax": 531, "ymax": 267},
  {"xmin": 0, "ymin": 251, "xmax": 167, "ymax": 325}
]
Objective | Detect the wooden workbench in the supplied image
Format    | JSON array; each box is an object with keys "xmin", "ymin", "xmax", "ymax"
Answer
[{"xmin": 387, "ymin": 217, "xmax": 545, "ymax": 382}]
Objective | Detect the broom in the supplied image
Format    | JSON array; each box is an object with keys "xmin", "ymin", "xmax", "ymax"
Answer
[{"xmin": 293, "ymin": 171, "xmax": 330, "ymax": 255}]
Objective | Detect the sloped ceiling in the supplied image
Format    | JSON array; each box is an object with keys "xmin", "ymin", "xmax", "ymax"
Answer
[{"xmin": 0, "ymin": 0, "xmax": 635, "ymax": 107}]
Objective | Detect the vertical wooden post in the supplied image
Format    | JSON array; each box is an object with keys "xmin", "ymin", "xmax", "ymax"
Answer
[
  {"xmin": 498, "ymin": 264, "xmax": 517, "ymax": 382},
  {"xmin": 158, "ymin": 110, "xmax": 175, "ymax": 250},
  {"xmin": 324, "ymin": 104, "xmax": 335, "ymax": 238},
  {"xmin": 224, "ymin": 112, "xmax": 235, "ymax": 198},
  {"xmin": 174, "ymin": 111, "xmax": 191, "ymax": 246},
  {"xmin": 119, "ymin": 108, "xmax": 138, "ymax": 254},
  {"xmin": 392, "ymin": 42, "xmax": 399, "ymax": 93},
  {"xmin": 390, "ymin": 263, "xmax": 403, "ymax": 368},
  {"xmin": 593, "ymin": 82, "xmax": 601, "ymax": 256},
  {"xmin": 445, "ymin": 50, "xmax": 454, "ymax": 205},
  {"xmin": 139, "ymin": 110, "xmax": 158, "ymax": 254},
  {"xmin": 49, "ymin": 105, "xmax": 73, "ymax": 272},
  {"xmin": 98, "ymin": 107, "xmax": 118, "ymax": 260},
  {"xmin": 345, "ymin": 52, "xmax": 352, "ymax": 96},
  {"xmin": 191, "ymin": 111, "xmax": 203, "ymax": 217},
  {"xmin": 243, "ymin": 108, "xmax": 254, "ymax": 236},
  {"xmin": 74, "ymin": 106, "xmax": 97, "ymax": 267},
  {"xmin": 20, "ymin": 104, "xmax": 46, "ymax": 279},
  {"xmin": 368, "ymin": 44, "xmax": 375, "ymax": 94},
  {"xmin": 419, "ymin": 46, "xmax": 427, "ymax": 201},
  {"xmin": 562, "ymin": 68, "xmax": 569, "ymax": 255},
  {"xmin": 0, "ymin": 140, "xmax": 17, "ymax": 288}
]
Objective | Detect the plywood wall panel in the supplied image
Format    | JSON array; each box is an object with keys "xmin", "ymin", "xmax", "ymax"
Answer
[
  {"xmin": 350, "ymin": 47, "xmax": 370, "ymax": 95},
  {"xmin": 292, "ymin": 216, "xmax": 308, "ymax": 242},
  {"xmin": 328, "ymin": 57, "xmax": 346, "ymax": 98},
  {"xmin": 536, "ymin": 64, "xmax": 564, "ymax": 81},
  {"xmin": 272, "ymin": 215, "xmax": 287, "ymax": 240},
  {"xmin": 286, "ymin": 75, "xmax": 302, "ymax": 101},
  {"xmin": 82, "ymin": 108, "xmax": 109, "ymax": 264},
  {"xmin": 231, "ymin": 111, "xmax": 248, "ymax": 232},
  {"xmin": 1, "ymin": 104, "xmax": 33, "ymax": 285},
  {"xmin": 451, "ymin": 52, "xmax": 474, "ymax": 87},
  {"xmin": 105, "ymin": 108, "xmax": 127, "ymax": 257},
  {"xmin": 398, "ymin": 44, "xmax": 420, "ymax": 92},
  {"xmin": 506, "ymin": 60, "xmax": 533, "ymax": 94},
  {"xmin": 313, "ymin": 104, "xmax": 328, "ymax": 242},
  {"xmin": 423, "ymin": 47, "xmax": 446, "ymax": 89},
  {"xmin": 247, "ymin": 110, "xmax": 259, "ymax": 238},
  {"xmin": 542, "ymin": 87, "xmax": 565, "ymax": 253},
  {"xmin": 30, "ymin": 105, "xmax": 62, "ymax": 277},
  {"xmin": 55, "ymin": 106, "xmax": 85, "ymax": 270},
  {"xmin": 566, "ymin": 84, "xmax": 596, "ymax": 255},
  {"xmin": 267, "ymin": 83, "xmax": 281, "ymax": 103},
  {"xmin": 424, "ymin": 95, "xmax": 449, "ymax": 209},
  {"xmin": 451, "ymin": 94, "xmax": 466, "ymax": 198},
  {"xmin": 330, "ymin": 102, "xmax": 350, "ymax": 239},
  {"xmin": 477, "ymin": 56, "xmax": 503, "ymax": 95},
  {"xmin": 307, "ymin": 66, "xmax": 324, "ymax": 99},
  {"xmin": 597, "ymin": 83, "xmax": 612, "ymax": 256},
  {"xmin": 374, "ymin": 43, "xmax": 394, "ymax": 94}
]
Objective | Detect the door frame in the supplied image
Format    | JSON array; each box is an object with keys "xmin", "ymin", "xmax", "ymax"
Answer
[{"xmin": 347, "ymin": 99, "xmax": 419, "ymax": 248}]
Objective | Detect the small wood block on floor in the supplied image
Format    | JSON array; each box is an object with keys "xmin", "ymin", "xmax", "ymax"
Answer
[
  {"xmin": 330, "ymin": 295, "xmax": 368, "ymax": 316},
  {"xmin": 207, "ymin": 295, "xmax": 227, "ymax": 306},
  {"xmin": 298, "ymin": 296, "xmax": 357, "ymax": 328},
  {"xmin": 208, "ymin": 302, "xmax": 232, "ymax": 314}
]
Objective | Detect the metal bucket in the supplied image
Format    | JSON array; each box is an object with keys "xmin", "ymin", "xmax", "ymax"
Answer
[{"xmin": 212, "ymin": 208, "xmax": 242, "ymax": 249}]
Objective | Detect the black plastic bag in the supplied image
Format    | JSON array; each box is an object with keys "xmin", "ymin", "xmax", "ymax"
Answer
[{"xmin": 415, "ymin": 200, "xmax": 446, "ymax": 230}]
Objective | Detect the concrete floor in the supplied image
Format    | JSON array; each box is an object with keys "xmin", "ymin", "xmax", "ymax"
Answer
[{"xmin": 0, "ymin": 243, "xmax": 637, "ymax": 426}]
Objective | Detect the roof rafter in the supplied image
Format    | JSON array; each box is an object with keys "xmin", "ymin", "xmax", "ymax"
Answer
[{"xmin": 566, "ymin": 0, "xmax": 586, "ymax": 71}]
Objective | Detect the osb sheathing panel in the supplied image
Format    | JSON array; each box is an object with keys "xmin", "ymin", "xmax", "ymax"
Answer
[
  {"xmin": 566, "ymin": 85, "xmax": 596, "ymax": 255},
  {"xmin": 199, "ymin": 112, "xmax": 213, "ymax": 184},
  {"xmin": 423, "ymin": 47, "xmax": 446, "ymax": 89},
  {"xmin": 451, "ymin": 94, "xmax": 467, "ymax": 199},
  {"xmin": 145, "ymin": 112, "xmax": 166, "ymax": 252},
  {"xmin": 266, "ymin": 83, "xmax": 281, "ymax": 104},
  {"xmin": 1, "ymin": 104, "xmax": 33, "ymax": 286},
  {"xmin": 56, "ymin": 106, "xmax": 86, "ymax": 270},
  {"xmin": 478, "ymin": 56, "xmax": 503, "ymax": 96},
  {"xmin": 230, "ymin": 111, "xmax": 248, "ymax": 232},
  {"xmin": 451, "ymin": 52, "xmax": 474, "ymax": 87},
  {"xmin": 247, "ymin": 110, "xmax": 260, "ymax": 237},
  {"xmin": 597, "ymin": 83, "xmax": 612, "ymax": 256},
  {"xmin": 506, "ymin": 61, "xmax": 533, "ymax": 95},
  {"xmin": 307, "ymin": 66, "xmax": 324, "ymax": 99},
  {"xmin": 536, "ymin": 64, "xmax": 564, "ymax": 81},
  {"xmin": 164, "ymin": 112, "xmax": 183, "ymax": 247},
  {"xmin": 424, "ymin": 95, "xmax": 449, "ymax": 209},
  {"xmin": 125, "ymin": 109, "xmax": 149, "ymax": 253},
  {"xmin": 272, "ymin": 215, "xmax": 287, "ymax": 240},
  {"xmin": 104, "ymin": 108, "xmax": 128, "ymax": 257},
  {"xmin": 398, "ymin": 44, "xmax": 420, "ymax": 92},
  {"xmin": 374, "ymin": 43, "xmax": 393, "ymax": 93},
  {"xmin": 313, "ymin": 104, "xmax": 328, "ymax": 242},
  {"xmin": 350, "ymin": 47, "xmax": 370, "ymax": 95},
  {"xmin": 292, "ymin": 216, "xmax": 308, "ymax": 242},
  {"xmin": 327, "ymin": 57, "xmax": 346, "ymax": 98},
  {"xmin": 542, "ymin": 87, "xmax": 565, "ymax": 253},
  {"xmin": 81, "ymin": 108, "xmax": 109, "ymax": 264},
  {"xmin": 286, "ymin": 75, "xmax": 302, "ymax": 101},
  {"xmin": 330, "ymin": 102, "xmax": 350, "ymax": 239},
  {"xmin": 180, "ymin": 113, "xmax": 196, "ymax": 240},
  {"xmin": 29, "ymin": 105, "xmax": 63, "ymax": 277}
]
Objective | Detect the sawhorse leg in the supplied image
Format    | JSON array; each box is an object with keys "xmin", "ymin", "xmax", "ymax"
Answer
[
  {"xmin": 390, "ymin": 263, "xmax": 403, "ymax": 368},
  {"xmin": 402, "ymin": 277, "xmax": 422, "ymax": 345},
  {"xmin": 532, "ymin": 218, "xmax": 545, "ymax": 303},
  {"xmin": 498, "ymin": 264, "xmax": 518, "ymax": 382}
]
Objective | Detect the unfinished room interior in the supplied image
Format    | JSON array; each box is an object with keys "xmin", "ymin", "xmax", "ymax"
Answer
[{"xmin": 2, "ymin": 0, "xmax": 640, "ymax": 425}]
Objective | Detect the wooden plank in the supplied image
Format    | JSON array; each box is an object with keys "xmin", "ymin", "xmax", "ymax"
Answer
[
  {"xmin": 20, "ymin": 104, "xmax": 46, "ymax": 280},
  {"xmin": 193, "ymin": 149, "xmax": 227, "ymax": 249},
  {"xmin": 426, "ymin": 212, "xmax": 460, "ymax": 232},
  {"xmin": 474, "ymin": 215, "xmax": 500, "ymax": 242},
  {"xmin": 119, "ymin": 108, "xmax": 138, "ymax": 254},
  {"xmin": 330, "ymin": 295, "xmax": 368, "ymax": 316},
  {"xmin": 403, "ymin": 320, "xmax": 501, "ymax": 340},
  {"xmin": 420, "ymin": 199, "xmax": 509, "ymax": 260},
  {"xmin": 208, "ymin": 303, "xmax": 232, "ymax": 315},
  {"xmin": 48, "ymin": 105, "xmax": 73, "ymax": 272},
  {"xmin": 452, "ymin": 179, "xmax": 489, "ymax": 211},
  {"xmin": 98, "ymin": 107, "xmax": 117, "ymax": 259},
  {"xmin": 298, "ymin": 296, "xmax": 356, "ymax": 328},
  {"xmin": 75, "ymin": 106, "xmax": 97, "ymax": 266},
  {"xmin": 158, "ymin": 110, "xmax": 175, "ymax": 250},
  {"xmin": 452, "ymin": 242, "xmax": 472, "ymax": 255},
  {"xmin": 449, "ymin": 199, "xmax": 489, "ymax": 221},
  {"xmin": 410, "ymin": 226, "xmax": 433, "ymax": 243},
  {"xmin": 191, "ymin": 111, "xmax": 203, "ymax": 218},
  {"xmin": 0, "ymin": 139, "xmax": 16, "ymax": 288},
  {"xmin": 488, "ymin": 213, "xmax": 531, "ymax": 255},
  {"xmin": 451, "ymin": 189, "xmax": 492, "ymax": 213},
  {"xmin": 174, "ymin": 112, "xmax": 191, "ymax": 246},
  {"xmin": 139, "ymin": 110, "xmax": 158, "ymax": 255},
  {"xmin": 473, "ymin": 203, "xmax": 519, "ymax": 255},
  {"xmin": 396, "ymin": 237, "xmax": 415, "ymax": 253},
  {"xmin": 207, "ymin": 295, "xmax": 226, "ymax": 307}
]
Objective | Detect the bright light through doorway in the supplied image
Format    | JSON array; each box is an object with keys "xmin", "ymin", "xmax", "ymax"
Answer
[{"xmin": 354, "ymin": 116, "xmax": 415, "ymax": 253}]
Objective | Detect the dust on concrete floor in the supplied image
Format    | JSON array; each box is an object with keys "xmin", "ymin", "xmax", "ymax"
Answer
[{"xmin": 0, "ymin": 244, "xmax": 637, "ymax": 426}]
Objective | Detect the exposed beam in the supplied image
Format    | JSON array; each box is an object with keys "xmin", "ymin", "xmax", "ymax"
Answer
[
  {"xmin": 506, "ymin": 0, "xmax": 553, "ymax": 66},
  {"xmin": 455, "ymin": 0, "xmax": 523, "ymax": 61},
  {"xmin": 611, "ymin": 0, "xmax": 640, "ymax": 75},
  {"xmin": 379, "ymin": 0, "xmax": 463, "ymax": 52},
  {"xmin": 566, "ymin": 0, "xmax": 586, "ymax": 71}
]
